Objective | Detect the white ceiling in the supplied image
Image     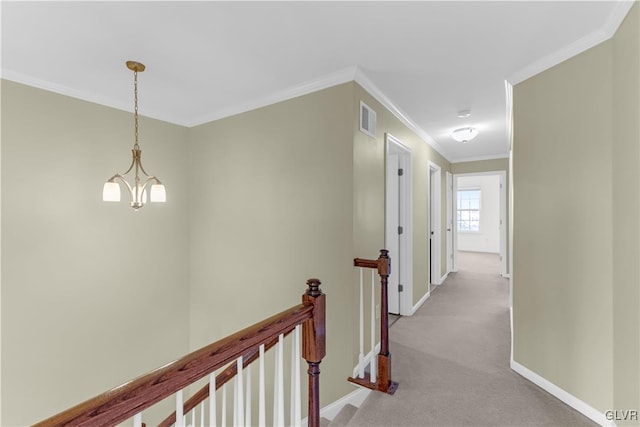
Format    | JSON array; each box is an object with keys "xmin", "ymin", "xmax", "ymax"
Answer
[{"xmin": 1, "ymin": 1, "xmax": 634, "ymax": 162}]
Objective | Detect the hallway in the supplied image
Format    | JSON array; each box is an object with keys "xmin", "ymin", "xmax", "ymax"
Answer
[{"xmin": 346, "ymin": 252, "xmax": 596, "ymax": 426}]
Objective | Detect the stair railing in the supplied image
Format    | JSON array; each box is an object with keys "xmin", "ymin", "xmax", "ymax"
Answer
[
  {"xmin": 34, "ymin": 279, "xmax": 326, "ymax": 427},
  {"xmin": 348, "ymin": 249, "xmax": 398, "ymax": 395}
]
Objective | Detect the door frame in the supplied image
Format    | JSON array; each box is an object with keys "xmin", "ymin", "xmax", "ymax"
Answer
[
  {"xmin": 428, "ymin": 161, "xmax": 442, "ymax": 286},
  {"xmin": 445, "ymin": 171, "xmax": 453, "ymax": 275},
  {"xmin": 385, "ymin": 133, "xmax": 413, "ymax": 316},
  {"xmin": 452, "ymin": 170, "xmax": 507, "ymax": 276}
]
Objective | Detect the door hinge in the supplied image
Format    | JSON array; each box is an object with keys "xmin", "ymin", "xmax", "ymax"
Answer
[
  {"xmin": 398, "ymin": 284, "xmax": 404, "ymax": 292},
  {"xmin": 398, "ymin": 226, "xmax": 404, "ymax": 235},
  {"xmin": 398, "ymin": 168, "xmax": 404, "ymax": 176}
]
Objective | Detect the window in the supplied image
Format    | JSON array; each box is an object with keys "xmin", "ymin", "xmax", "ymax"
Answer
[{"xmin": 457, "ymin": 189, "xmax": 481, "ymax": 232}]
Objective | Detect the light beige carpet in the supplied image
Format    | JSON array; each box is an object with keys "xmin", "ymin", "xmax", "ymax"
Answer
[{"xmin": 346, "ymin": 251, "xmax": 596, "ymax": 427}]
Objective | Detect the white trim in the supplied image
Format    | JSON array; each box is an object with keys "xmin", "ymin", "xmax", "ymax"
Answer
[
  {"xmin": 409, "ymin": 290, "xmax": 431, "ymax": 316},
  {"xmin": 386, "ymin": 134, "xmax": 414, "ymax": 316},
  {"xmin": 428, "ymin": 161, "xmax": 442, "ymax": 287},
  {"xmin": 510, "ymin": 360, "xmax": 615, "ymax": 427},
  {"xmin": 507, "ymin": 1, "xmax": 634, "ymax": 85},
  {"xmin": 454, "ymin": 171, "xmax": 508, "ymax": 276},
  {"xmin": 1, "ymin": 66, "xmax": 360, "ymax": 128},
  {"xmin": 355, "ymin": 67, "xmax": 450, "ymax": 160},
  {"xmin": 438, "ymin": 272, "xmax": 449, "ymax": 285},
  {"xmin": 501, "ymin": 273, "xmax": 511, "ymax": 279},
  {"xmin": 187, "ymin": 66, "xmax": 358, "ymax": 127},
  {"xmin": 450, "ymin": 153, "xmax": 510, "ymax": 164}
]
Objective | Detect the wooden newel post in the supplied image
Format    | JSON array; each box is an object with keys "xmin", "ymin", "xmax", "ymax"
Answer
[
  {"xmin": 302, "ymin": 278, "xmax": 326, "ymax": 427},
  {"xmin": 376, "ymin": 249, "xmax": 398, "ymax": 394}
]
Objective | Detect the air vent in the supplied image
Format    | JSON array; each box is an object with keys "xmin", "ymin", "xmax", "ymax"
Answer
[{"xmin": 360, "ymin": 101, "xmax": 377, "ymax": 138}]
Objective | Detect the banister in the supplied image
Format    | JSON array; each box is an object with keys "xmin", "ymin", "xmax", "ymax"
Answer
[
  {"xmin": 34, "ymin": 302, "xmax": 315, "ymax": 427},
  {"xmin": 349, "ymin": 249, "xmax": 398, "ymax": 395},
  {"xmin": 157, "ymin": 332, "xmax": 287, "ymax": 427}
]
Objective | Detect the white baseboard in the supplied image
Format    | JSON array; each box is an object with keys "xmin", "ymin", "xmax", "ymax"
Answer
[
  {"xmin": 301, "ymin": 387, "xmax": 371, "ymax": 426},
  {"xmin": 501, "ymin": 273, "xmax": 512, "ymax": 279},
  {"xmin": 439, "ymin": 272, "xmax": 449, "ymax": 283},
  {"xmin": 409, "ymin": 290, "xmax": 430, "ymax": 315},
  {"xmin": 510, "ymin": 359, "xmax": 614, "ymax": 427}
]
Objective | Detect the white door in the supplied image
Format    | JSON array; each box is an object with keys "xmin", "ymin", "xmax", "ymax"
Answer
[
  {"xmin": 428, "ymin": 162, "xmax": 441, "ymax": 286},
  {"xmin": 385, "ymin": 134, "xmax": 412, "ymax": 315},
  {"xmin": 446, "ymin": 171, "xmax": 453, "ymax": 274},
  {"xmin": 386, "ymin": 154, "xmax": 401, "ymax": 314}
]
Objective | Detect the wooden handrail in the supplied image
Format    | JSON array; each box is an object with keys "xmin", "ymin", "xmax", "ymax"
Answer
[
  {"xmin": 348, "ymin": 249, "xmax": 398, "ymax": 395},
  {"xmin": 34, "ymin": 283, "xmax": 322, "ymax": 427}
]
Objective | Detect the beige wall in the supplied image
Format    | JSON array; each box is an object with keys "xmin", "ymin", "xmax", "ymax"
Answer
[
  {"xmin": 353, "ymin": 84, "xmax": 451, "ymax": 309},
  {"xmin": 1, "ymin": 75, "xmax": 457, "ymax": 423},
  {"xmin": 451, "ymin": 158, "xmax": 508, "ymax": 175},
  {"xmin": 612, "ymin": 3, "xmax": 640, "ymax": 419},
  {"xmin": 1, "ymin": 81, "xmax": 191, "ymax": 425},
  {"xmin": 513, "ymin": 17, "xmax": 639, "ymax": 413},
  {"xmin": 188, "ymin": 83, "xmax": 356, "ymax": 414}
]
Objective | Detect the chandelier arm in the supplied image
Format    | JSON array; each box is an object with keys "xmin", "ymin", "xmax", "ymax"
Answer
[
  {"xmin": 111, "ymin": 175, "xmax": 134, "ymax": 195},
  {"xmin": 136, "ymin": 151, "xmax": 152, "ymax": 178},
  {"xmin": 119, "ymin": 150, "xmax": 138, "ymax": 177}
]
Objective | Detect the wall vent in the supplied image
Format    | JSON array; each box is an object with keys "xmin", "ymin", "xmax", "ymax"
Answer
[{"xmin": 360, "ymin": 101, "xmax": 377, "ymax": 138}]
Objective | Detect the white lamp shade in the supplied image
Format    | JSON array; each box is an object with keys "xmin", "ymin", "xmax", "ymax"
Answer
[
  {"xmin": 102, "ymin": 181, "xmax": 121, "ymax": 202},
  {"xmin": 150, "ymin": 184, "xmax": 166, "ymax": 203},
  {"xmin": 451, "ymin": 127, "xmax": 479, "ymax": 143}
]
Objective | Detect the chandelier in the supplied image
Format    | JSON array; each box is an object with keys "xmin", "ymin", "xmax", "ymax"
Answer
[{"xmin": 102, "ymin": 61, "xmax": 166, "ymax": 210}]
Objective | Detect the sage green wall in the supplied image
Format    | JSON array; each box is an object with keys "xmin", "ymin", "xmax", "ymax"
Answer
[
  {"xmin": 353, "ymin": 84, "xmax": 451, "ymax": 308},
  {"xmin": 513, "ymin": 37, "xmax": 617, "ymax": 412},
  {"xmin": 452, "ymin": 158, "xmax": 510, "ymax": 273},
  {"xmin": 514, "ymin": 5, "xmax": 640, "ymax": 415},
  {"xmin": 451, "ymin": 158, "xmax": 508, "ymax": 175},
  {"xmin": 612, "ymin": 3, "xmax": 640, "ymax": 419},
  {"xmin": 188, "ymin": 83, "xmax": 356, "ymax": 414},
  {"xmin": 1, "ymin": 81, "xmax": 190, "ymax": 425}
]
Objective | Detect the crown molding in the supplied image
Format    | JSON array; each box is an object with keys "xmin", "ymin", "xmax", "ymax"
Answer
[
  {"xmin": 185, "ymin": 66, "xmax": 358, "ymax": 127},
  {"xmin": 1, "ymin": 69, "xmax": 177, "ymax": 125},
  {"xmin": 353, "ymin": 67, "xmax": 451, "ymax": 161},
  {"xmin": 507, "ymin": 0, "xmax": 635, "ymax": 85}
]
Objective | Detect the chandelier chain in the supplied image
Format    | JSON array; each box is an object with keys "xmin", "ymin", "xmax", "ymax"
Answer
[{"xmin": 134, "ymin": 69, "xmax": 139, "ymax": 150}]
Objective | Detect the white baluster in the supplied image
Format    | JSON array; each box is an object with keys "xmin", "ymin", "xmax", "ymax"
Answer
[
  {"xmin": 221, "ymin": 383, "xmax": 227, "ymax": 427},
  {"xmin": 201, "ymin": 402, "xmax": 205, "ymax": 427},
  {"xmin": 176, "ymin": 390, "xmax": 185, "ymax": 427},
  {"xmin": 209, "ymin": 372, "xmax": 217, "ymax": 427},
  {"xmin": 273, "ymin": 334, "xmax": 285, "ymax": 426},
  {"xmin": 358, "ymin": 267, "xmax": 365, "ymax": 378},
  {"xmin": 245, "ymin": 364, "xmax": 252, "ymax": 427},
  {"xmin": 370, "ymin": 270, "xmax": 377, "ymax": 383},
  {"xmin": 234, "ymin": 357, "xmax": 244, "ymax": 427},
  {"xmin": 290, "ymin": 325, "xmax": 301, "ymax": 427},
  {"xmin": 192, "ymin": 410, "xmax": 196, "ymax": 427},
  {"xmin": 259, "ymin": 344, "xmax": 266, "ymax": 427},
  {"xmin": 133, "ymin": 413, "xmax": 142, "ymax": 427}
]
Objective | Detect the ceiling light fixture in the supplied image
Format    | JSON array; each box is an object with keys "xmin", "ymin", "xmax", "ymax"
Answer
[
  {"xmin": 457, "ymin": 110, "xmax": 471, "ymax": 118},
  {"xmin": 451, "ymin": 127, "xmax": 479, "ymax": 143},
  {"xmin": 102, "ymin": 61, "xmax": 166, "ymax": 210}
]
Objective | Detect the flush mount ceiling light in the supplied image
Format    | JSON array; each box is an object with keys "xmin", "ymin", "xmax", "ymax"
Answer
[
  {"xmin": 451, "ymin": 127, "xmax": 479, "ymax": 143},
  {"xmin": 102, "ymin": 61, "xmax": 166, "ymax": 210},
  {"xmin": 457, "ymin": 110, "xmax": 471, "ymax": 118}
]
